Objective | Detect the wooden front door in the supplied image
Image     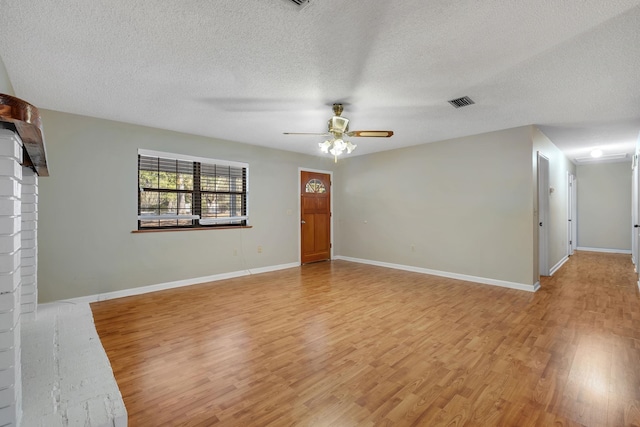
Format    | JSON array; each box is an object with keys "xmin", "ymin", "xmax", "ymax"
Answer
[{"xmin": 301, "ymin": 171, "xmax": 331, "ymax": 264}]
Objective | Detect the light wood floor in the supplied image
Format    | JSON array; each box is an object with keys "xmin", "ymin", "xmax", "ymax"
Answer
[{"xmin": 91, "ymin": 251, "xmax": 640, "ymax": 426}]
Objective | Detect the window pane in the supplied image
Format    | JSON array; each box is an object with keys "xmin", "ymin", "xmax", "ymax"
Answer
[
  {"xmin": 139, "ymin": 191, "xmax": 160, "ymax": 214},
  {"xmin": 305, "ymin": 179, "xmax": 326, "ymax": 193},
  {"xmin": 139, "ymin": 170, "xmax": 159, "ymax": 189}
]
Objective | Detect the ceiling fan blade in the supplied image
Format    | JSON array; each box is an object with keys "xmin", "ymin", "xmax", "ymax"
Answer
[
  {"xmin": 283, "ymin": 132, "xmax": 330, "ymax": 136},
  {"xmin": 347, "ymin": 130, "xmax": 394, "ymax": 138}
]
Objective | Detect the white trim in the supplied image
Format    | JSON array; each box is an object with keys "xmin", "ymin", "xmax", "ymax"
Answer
[
  {"xmin": 549, "ymin": 256, "xmax": 569, "ymax": 276},
  {"xmin": 576, "ymin": 247, "xmax": 632, "ymax": 254},
  {"xmin": 199, "ymin": 216, "xmax": 248, "ymax": 224},
  {"xmin": 335, "ymin": 256, "xmax": 538, "ymax": 292},
  {"xmin": 248, "ymin": 262, "xmax": 298, "ymax": 275},
  {"xmin": 298, "ymin": 168, "xmax": 334, "ymax": 264},
  {"xmin": 138, "ymin": 148, "xmax": 248, "ymax": 169},
  {"xmin": 52, "ymin": 262, "xmax": 299, "ymax": 305}
]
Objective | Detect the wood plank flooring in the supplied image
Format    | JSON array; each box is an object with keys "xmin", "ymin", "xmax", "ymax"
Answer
[{"xmin": 91, "ymin": 251, "xmax": 640, "ymax": 426}]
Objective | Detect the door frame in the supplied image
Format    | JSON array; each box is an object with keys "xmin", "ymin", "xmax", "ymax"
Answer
[
  {"xmin": 298, "ymin": 167, "xmax": 334, "ymax": 264},
  {"xmin": 567, "ymin": 172, "xmax": 576, "ymax": 256},
  {"xmin": 538, "ymin": 152, "xmax": 550, "ymax": 276},
  {"xmin": 633, "ymin": 154, "xmax": 639, "ymax": 269}
]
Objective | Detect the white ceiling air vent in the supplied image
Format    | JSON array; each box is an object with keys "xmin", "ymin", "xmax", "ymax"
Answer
[{"xmin": 448, "ymin": 96, "xmax": 475, "ymax": 108}]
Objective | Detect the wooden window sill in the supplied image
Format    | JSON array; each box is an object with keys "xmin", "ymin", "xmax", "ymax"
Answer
[{"xmin": 132, "ymin": 226, "xmax": 253, "ymax": 234}]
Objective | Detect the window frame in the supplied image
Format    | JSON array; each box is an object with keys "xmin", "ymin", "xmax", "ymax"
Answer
[{"xmin": 137, "ymin": 149, "xmax": 249, "ymax": 230}]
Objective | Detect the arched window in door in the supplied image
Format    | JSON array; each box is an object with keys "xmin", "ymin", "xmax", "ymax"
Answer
[{"xmin": 305, "ymin": 178, "xmax": 326, "ymax": 193}]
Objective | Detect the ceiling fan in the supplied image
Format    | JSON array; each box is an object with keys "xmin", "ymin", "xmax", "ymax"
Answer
[{"xmin": 284, "ymin": 103, "xmax": 394, "ymax": 162}]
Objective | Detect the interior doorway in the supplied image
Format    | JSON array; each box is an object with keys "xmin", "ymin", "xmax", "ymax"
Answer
[
  {"xmin": 633, "ymin": 154, "xmax": 639, "ymax": 270},
  {"xmin": 568, "ymin": 172, "xmax": 576, "ymax": 256},
  {"xmin": 538, "ymin": 152, "xmax": 550, "ymax": 276},
  {"xmin": 299, "ymin": 169, "xmax": 332, "ymax": 264}
]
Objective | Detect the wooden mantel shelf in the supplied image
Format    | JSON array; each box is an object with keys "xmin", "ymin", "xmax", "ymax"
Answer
[{"xmin": 0, "ymin": 93, "xmax": 49, "ymax": 176}]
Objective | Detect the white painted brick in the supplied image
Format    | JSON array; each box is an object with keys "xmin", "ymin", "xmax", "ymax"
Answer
[
  {"xmin": 21, "ymin": 193, "xmax": 36, "ymax": 204},
  {"xmin": 0, "ymin": 291, "xmax": 18, "ymax": 313},
  {"xmin": 0, "ymin": 384, "xmax": 16, "ymax": 407},
  {"xmin": 20, "ymin": 248, "xmax": 35, "ymax": 259},
  {"xmin": 0, "ymin": 199, "xmax": 20, "ymax": 217},
  {"xmin": 0, "ymin": 272, "xmax": 20, "ymax": 294},
  {"xmin": 0, "ymin": 217, "xmax": 19, "ymax": 235},
  {"xmin": 20, "ymin": 294, "xmax": 36, "ymax": 305},
  {"xmin": 0, "ymin": 366, "xmax": 15, "ymax": 390},
  {"xmin": 20, "ymin": 230, "xmax": 35, "ymax": 241},
  {"xmin": 21, "ymin": 302, "xmax": 36, "ymax": 316},
  {"xmin": 0, "ymin": 158, "xmax": 22, "ymax": 180},
  {"xmin": 0, "ymin": 234, "xmax": 20, "ymax": 254},
  {"xmin": 19, "ymin": 256, "xmax": 33, "ymax": 268},
  {"xmin": 0, "ymin": 178, "xmax": 21, "ymax": 199},
  {"xmin": 21, "ymin": 212, "xmax": 38, "ymax": 223},
  {"xmin": 0, "ymin": 350, "xmax": 14, "ymax": 371},
  {"xmin": 0, "ymin": 309, "xmax": 20, "ymax": 331},
  {"xmin": 20, "ymin": 171, "xmax": 36, "ymax": 185},
  {"xmin": 20, "ymin": 311, "xmax": 35, "ymax": 322},
  {"xmin": 0, "ymin": 329, "xmax": 17, "ymax": 350},
  {"xmin": 19, "ymin": 266, "xmax": 33, "ymax": 277},
  {"xmin": 0, "ymin": 139, "xmax": 22, "ymax": 161},
  {"xmin": 86, "ymin": 398, "xmax": 111, "ymax": 426},
  {"xmin": 21, "ymin": 280, "xmax": 35, "ymax": 291},
  {"xmin": 0, "ymin": 403, "xmax": 17, "ymax": 426},
  {"xmin": 20, "ymin": 203, "xmax": 34, "ymax": 215},
  {"xmin": 22, "ymin": 303, "xmax": 127, "ymax": 426},
  {"xmin": 20, "ymin": 184, "xmax": 36, "ymax": 195},
  {"xmin": 0, "ymin": 252, "xmax": 20, "ymax": 274},
  {"xmin": 20, "ymin": 303, "xmax": 36, "ymax": 314}
]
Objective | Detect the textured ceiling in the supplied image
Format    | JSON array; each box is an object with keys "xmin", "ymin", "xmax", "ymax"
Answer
[{"xmin": 1, "ymin": 0, "xmax": 639, "ymax": 162}]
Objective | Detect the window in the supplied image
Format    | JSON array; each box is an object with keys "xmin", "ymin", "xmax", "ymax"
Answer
[
  {"xmin": 137, "ymin": 149, "xmax": 248, "ymax": 229},
  {"xmin": 305, "ymin": 179, "xmax": 326, "ymax": 193}
]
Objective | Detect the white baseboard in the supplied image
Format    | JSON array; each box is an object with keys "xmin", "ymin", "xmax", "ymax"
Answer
[
  {"xmin": 334, "ymin": 256, "xmax": 538, "ymax": 292},
  {"xmin": 576, "ymin": 247, "xmax": 632, "ymax": 254},
  {"xmin": 549, "ymin": 256, "xmax": 569, "ymax": 276},
  {"xmin": 54, "ymin": 262, "xmax": 300, "ymax": 305}
]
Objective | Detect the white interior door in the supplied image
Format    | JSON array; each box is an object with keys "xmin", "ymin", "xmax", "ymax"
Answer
[
  {"xmin": 632, "ymin": 155, "xmax": 638, "ymax": 267},
  {"xmin": 538, "ymin": 153, "xmax": 550, "ymax": 276},
  {"xmin": 571, "ymin": 177, "xmax": 577, "ymax": 254},
  {"xmin": 568, "ymin": 173, "xmax": 576, "ymax": 256}
]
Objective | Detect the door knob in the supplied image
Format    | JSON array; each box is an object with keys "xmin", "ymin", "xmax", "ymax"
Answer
[
  {"xmin": 539, "ymin": 222, "xmax": 543, "ymax": 226},
  {"xmin": 635, "ymin": 224, "xmax": 639, "ymax": 228},
  {"xmin": 301, "ymin": 220, "xmax": 306, "ymax": 224}
]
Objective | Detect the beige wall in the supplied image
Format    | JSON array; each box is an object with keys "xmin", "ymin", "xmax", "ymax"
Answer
[
  {"xmin": 0, "ymin": 54, "xmax": 14, "ymax": 95},
  {"xmin": 335, "ymin": 126, "xmax": 536, "ymax": 286},
  {"xmin": 37, "ymin": 109, "xmax": 578, "ymax": 301},
  {"xmin": 577, "ymin": 162, "xmax": 631, "ymax": 251},
  {"xmin": 532, "ymin": 128, "xmax": 576, "ymax": 277},
  {"xmin": 38, "ymin": 110, "xmax": 335, "ymax": 302}
]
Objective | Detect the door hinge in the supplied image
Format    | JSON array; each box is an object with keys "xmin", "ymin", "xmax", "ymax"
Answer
[
  {"xmin": 330, "ymin": 243, "xmax": 332, "ymax": 248},
  {"xmin": 569, "ymin": 240, "xmax": 572, "ymax": 245}
]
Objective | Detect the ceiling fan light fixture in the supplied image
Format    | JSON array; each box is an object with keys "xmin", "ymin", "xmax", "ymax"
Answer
[
  {"xmin": 329, "ymin": 138, "xmax": 345, "ymax": 155},
  {"xmin": 346, "ymin": 141, "xmax": 357, "ymax": 154},
  {"xmin": 329, "ymin": 116, "xmax": 349, "ymax": 134},
  {"xmin": 318, "ymin": 140, "xmax": 331, "ymax": 153}
]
